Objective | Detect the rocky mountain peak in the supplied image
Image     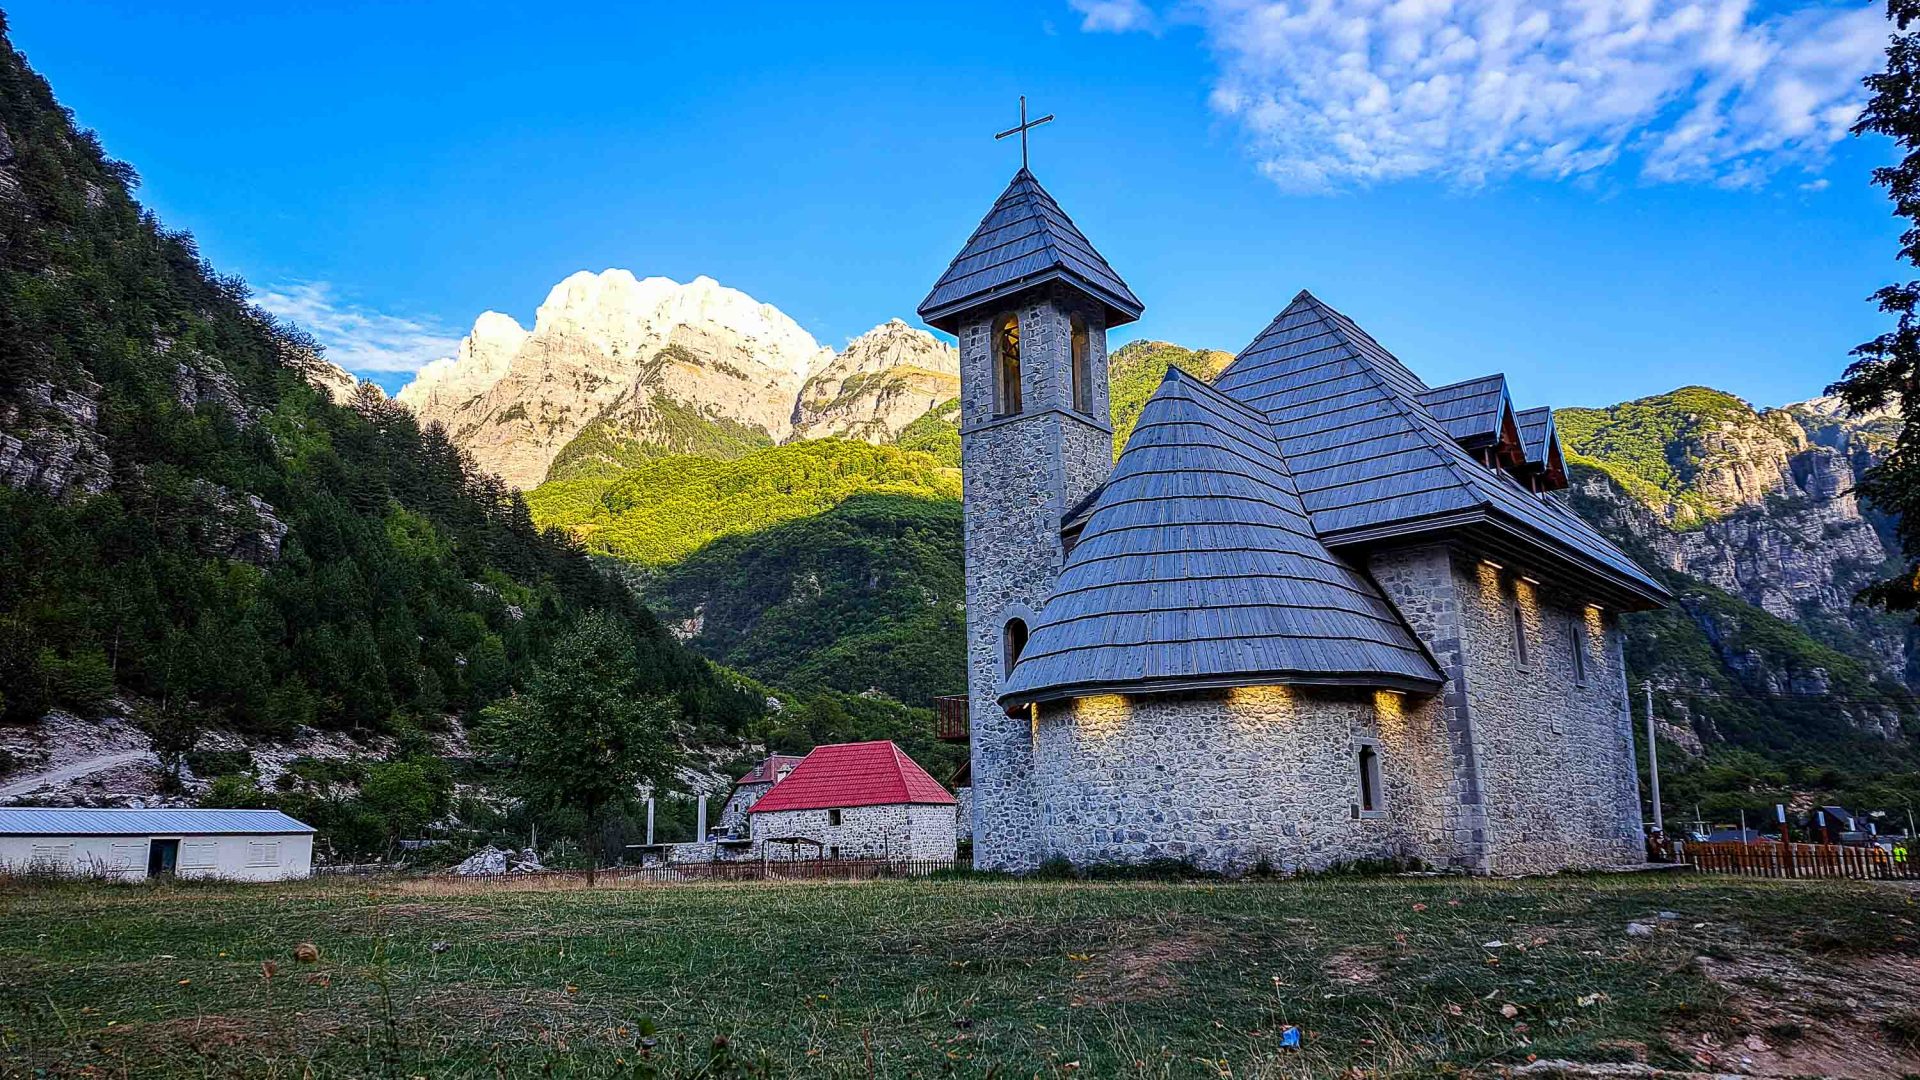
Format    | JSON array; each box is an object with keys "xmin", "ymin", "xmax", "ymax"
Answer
[
  {"xmin": 395, "ymin": 274, "xmax": 959, "ymax": 487},
  {"xmin": 790, "ymin": 320, "xmax": 959, "ymax": 443}
]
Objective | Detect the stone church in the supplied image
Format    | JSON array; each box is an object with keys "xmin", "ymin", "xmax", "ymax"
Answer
[{"xmin": 917, "ymin": 168, "xmax": 1670, "ymax": 875}]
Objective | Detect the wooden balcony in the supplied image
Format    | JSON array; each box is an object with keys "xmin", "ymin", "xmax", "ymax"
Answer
[{"xmin": 934, "ymin": 695, "xmax": 969, "ymax": 742}]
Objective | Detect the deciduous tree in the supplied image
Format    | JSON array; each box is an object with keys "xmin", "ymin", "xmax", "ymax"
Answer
[{"xmin": 479, "ymin": 612, "xmax": 682, "ymax": 879}]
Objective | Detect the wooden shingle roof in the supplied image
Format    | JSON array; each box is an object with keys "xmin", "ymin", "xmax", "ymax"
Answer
[
  {"xmin": 917, "ymin": 168, "xmax": 1143, "ymax": 333},
  {"xmin": 1515, "ymin": 406, "xmax": 1568, "ymax": 490},
  {"xmin": 1000, "ymin": 368, "xmax": 1444, "ymax": 707},
  {"xmin": 1212, "ymin": 291, "xmax": 1666, "ymax": 607},
  {"xmin": 1417, "ymin": 374, "xmax": 1513, "ymax": 450}
]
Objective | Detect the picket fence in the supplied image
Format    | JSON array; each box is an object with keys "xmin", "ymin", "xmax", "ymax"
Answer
[{"xmin": 1683, "ymin": 840, "xmax": 1915, "ymax": 880}]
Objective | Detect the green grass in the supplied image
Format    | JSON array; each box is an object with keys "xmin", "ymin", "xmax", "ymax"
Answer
[{"xmin": 2, "ymin": 873, "xmax": 1914, "ymax": 1077}]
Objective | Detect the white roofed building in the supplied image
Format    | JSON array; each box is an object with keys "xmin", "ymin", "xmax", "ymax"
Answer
[{"xmin": 0, "ymin": 808, "xmax": 315, "ymax": 882}]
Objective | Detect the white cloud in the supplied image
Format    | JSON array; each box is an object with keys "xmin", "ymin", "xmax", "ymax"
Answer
[
  {"xmin": 1094, "ymin": 0, "xmax": 1887, "ymax": 191},
  {"xmin": 1071, "ymin": 0, "xmax": 1157, "ymax": 33},
  {"xmin": 254, "ymin": 282, "xmax": 460, "ymax": 375}
]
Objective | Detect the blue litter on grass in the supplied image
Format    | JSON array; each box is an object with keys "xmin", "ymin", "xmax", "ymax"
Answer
[{"xmin": 1279, "ymin": 1026, "xmax": 1300, "ymax": 1048}]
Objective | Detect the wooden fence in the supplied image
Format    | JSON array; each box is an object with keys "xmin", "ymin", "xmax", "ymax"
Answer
[
  {"xmin": 444, "ymin": 857, "xmax": 968, "ymax": 889},
  {"xmin": 1683, "ymin": 840, "xmax": 1915, "ymax": 880}
]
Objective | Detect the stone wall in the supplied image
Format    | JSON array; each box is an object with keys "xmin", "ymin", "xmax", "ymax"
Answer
[
  {"xmin": 1373, "ymin": 542, "xmax": 1644, "ymax": 874},
  {"xmin": 717, "ymin": 781, "xmax": 773, "ymax": 836},
  {"xmin": 959, "ymin": 286, "xmax": 1115, "ymax": 872},
  {"xmin": 1451, "ymin": 557, "xmax": 1644, "ymax": 872},
  {"xmin": 1032, "ymin": 686, "xmax": 1448, "ymax": 873},
  {"xmin": 1369, "ymin": 546, "xmax": 1491, "ymax": 872},
  {"xmin": 751, "ymin": 803, "xmax": 956, "ymax": 860},
  {"xmin": 954, "ymin": 786, "xmax": 973, "ymax": 842}
]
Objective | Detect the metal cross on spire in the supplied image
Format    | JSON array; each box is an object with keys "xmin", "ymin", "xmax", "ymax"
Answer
[{"xmin": 994, "ymin": 95, "xmax": 1054, "ymax": 170}]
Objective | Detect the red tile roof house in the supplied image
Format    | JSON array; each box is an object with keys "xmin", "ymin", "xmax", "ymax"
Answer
[
  {"xmin": 716, "ymin": 753, "xmax": 806, "ymax": 837},
  {"xmin": 748, "ymin": 741, "xmax": 957, "ymax": 861}
]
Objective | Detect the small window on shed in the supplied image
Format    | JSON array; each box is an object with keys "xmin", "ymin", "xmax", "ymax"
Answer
[
  {"xmin": 1568, "ymin": 618, "xmax": 1588, "ymax": 685},
  {"xmin": 827, "ymin": 808, "xmax": 843, "ymax": 827},
  {"xmin": 1510, "ymin": 602, "xmax": 1530, "ymax": 670},
  {"xmin": 246, "ymin": 841, "xmax": 281, "ymax": 868},
  {"xmin": 1070, "ymin": 312, "xmax": 1092, "ymax": 414},
  {"xmin": 993, "ymin": 312, "xmax": 1023, "ymax": 416},
  {"xmin": 1357, "ymin": 744, "xmax": 1382, "ymax": 813}
]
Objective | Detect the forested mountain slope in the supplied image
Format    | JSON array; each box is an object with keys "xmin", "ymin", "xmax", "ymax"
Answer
[{"xmin": 0, "ymin": 20, "xmax": 753, "ymax": 750}]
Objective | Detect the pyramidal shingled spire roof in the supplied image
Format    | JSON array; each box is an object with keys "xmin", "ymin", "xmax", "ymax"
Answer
[
  {"xmin": 1001, "ymin": 367, "xmax": 1443, "ymax": 707},
  {"xmin": 917, "ymin": 168, "xmax": 1143, "ymax": 333},
  {"xmin": 1212, "ymin": 291, "xmax": 1666, "ymax": 607}
]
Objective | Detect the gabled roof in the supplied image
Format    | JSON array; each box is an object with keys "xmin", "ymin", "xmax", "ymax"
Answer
[
  {"xmin": 1417, "ymin": 375, "xmax": 1514, "ymax": 451},
  {"xmin": 0, "ymin": 808, "xmax": 314, "ymax": 836},
  {"xmin": 1001, "ymin": 368, "xmax": 1444, "ymax": 707},
  {"xmin": 1515, "ymin": 406, "xmax": 1568, "ymax": 490},
  {"xmin": 736, "ymin": 753, "xmax": 806, "ymax": 787},
  {"xmin": 748, "ymin": 741, "xmax": 956, "ymax": 814},
  {"xmin": 1211, "ymin": 291, "xmax": 1667, "ymax": 608},
  {"xmin": 917, "ymin": 168, "xmax": 1143, "ymax": 333}
]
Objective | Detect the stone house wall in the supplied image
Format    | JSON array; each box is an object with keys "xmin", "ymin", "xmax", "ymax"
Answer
[
  {"xmin": 751, "ymin": 803, "xmax": 957, "ymax": 861},
  {"xmin": 717, "ymin": 781, "xmax": 773, "ymax": 836},
  {"xmin": 959, "ymin": 286, "xmax": 1114, "ymax": 873}
]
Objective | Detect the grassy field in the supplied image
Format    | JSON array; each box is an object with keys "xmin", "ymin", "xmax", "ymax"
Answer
[{"xmin": 1, "ymin": 872, "xmax": 1916, "ymax": 1078}]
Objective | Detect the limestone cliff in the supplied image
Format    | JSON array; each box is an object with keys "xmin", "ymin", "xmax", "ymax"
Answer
[
  {"xmin": 791, "ymin": 319, "xmax": 958, "ymax": 443},
  {"xmin": 398, "ymin": 272, "xmax": 832, "ymax": 489},
  {"xmin": 1560, "ymin": 387, "xmax": 1910, "ymax": 691}
]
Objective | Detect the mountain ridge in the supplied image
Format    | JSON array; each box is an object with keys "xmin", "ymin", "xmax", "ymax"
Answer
[{"xmin": 397, "ymin": 272, "xmax": 956, "ymax": 488}]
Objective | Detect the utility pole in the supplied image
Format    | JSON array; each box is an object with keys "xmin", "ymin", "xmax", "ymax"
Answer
[{"xmin": 1644, "ymin": 682, "xmax": 1664, "ymax": 836}]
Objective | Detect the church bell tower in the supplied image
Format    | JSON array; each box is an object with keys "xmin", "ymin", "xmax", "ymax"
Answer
[{"xmin": 917, "ymin": 148, "xmax": 1144, "ymax": 871}]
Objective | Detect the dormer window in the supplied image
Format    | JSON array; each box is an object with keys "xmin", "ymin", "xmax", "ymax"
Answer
[
  {"xmin": 993, "ymin": 312, "xmax": 1023, "ymax": 416},
  {"xmin": 1070, "ymin": 312, "xmax": 1092, "ymax": 414}
]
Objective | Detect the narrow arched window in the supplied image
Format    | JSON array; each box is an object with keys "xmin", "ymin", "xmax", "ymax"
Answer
[
  {"xmin": 993, "ymin": 312, "xmax": 1022, "ymax": 416},
  {"xmin": 1003, "ymin": 617, "xmax": 1029, "ymax": 678},
  {"xmin": 1511, "ymin": 602, "xmax": 1530, "ymax": 670},
  {"xmin": 1070, "ymin": 312, "xmax": 1091, "ymax": 414},
  {"xmin": 1357, "ymin": 745, "xmax": 1381, "ymax": 812}
]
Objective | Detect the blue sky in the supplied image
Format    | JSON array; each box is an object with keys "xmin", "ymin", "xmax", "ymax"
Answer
[{"xmin": 5, "ymin": 0, "xmax": 1901, "ymax": 408}]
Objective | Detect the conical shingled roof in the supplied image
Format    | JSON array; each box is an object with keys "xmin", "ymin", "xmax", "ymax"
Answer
[
  {"xmin": 1212, "ymin": 291, "xmax": 1666, "ymax": 606},
  {"xmin": 917, "ymin": 168, "xmax": 1143, "ymax": 333},
  {"xmin": 1000, "ymin": 368, "xmax": 1443, "ymax": 707}
]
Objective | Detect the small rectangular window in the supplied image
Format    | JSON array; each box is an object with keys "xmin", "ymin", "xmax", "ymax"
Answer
[
  {"xmin": 1511, "ymin": 603, "xmax": 1530, "ymax": 669},
  {"xmin": 246, "ymin": 841, "xmax": 281, "ymax": 868},
  {"xmin": 1356, "ymin": 743, "xmax": 1384, "ymax": 816},
  {"xmin": 1568, "ymin": 618, "xmax": 1588, "ymax": 685},
  {"xmin": 827, "ymin": 808, "xmax": 843, "ymax": 827}
]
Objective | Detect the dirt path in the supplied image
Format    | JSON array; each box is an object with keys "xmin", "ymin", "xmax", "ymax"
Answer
[{"xmin": 0, "ymin": 749, "xmax": 155, "ymax": 798}]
